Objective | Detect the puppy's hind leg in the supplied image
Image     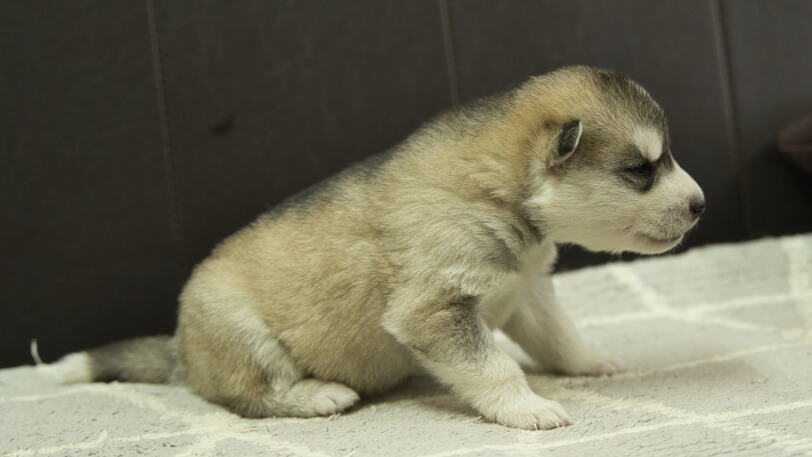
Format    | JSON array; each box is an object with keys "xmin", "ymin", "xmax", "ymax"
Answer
[
  {"xmin": 177, "ymin": 309, "xmax": 358, "ymax": 418},
  {"xmin": 501, "ymin": 274, "xmax": 625, "ymax": 376},
  {"xmin": 230, "ymin": 337, "xmax": 359, "ymax": 418},
  {"xmin": 264, "ymin": 377, "xmax": 360, "ymax": 417}
]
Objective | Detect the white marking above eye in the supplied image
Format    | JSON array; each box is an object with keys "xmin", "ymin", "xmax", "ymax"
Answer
[{"xmin": 633, "ymin": 125, "xmax": 663, "ymax": 162}]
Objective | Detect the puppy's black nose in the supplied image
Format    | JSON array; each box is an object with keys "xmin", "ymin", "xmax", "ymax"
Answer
[{"xmin": 690, "ymin": 198, "xmax": 706, "ymax": 219}]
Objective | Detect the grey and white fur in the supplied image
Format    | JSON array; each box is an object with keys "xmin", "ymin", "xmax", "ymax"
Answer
[{"xmin": 41, "ymin": 66, "xmax": 705, "ymax": 430}]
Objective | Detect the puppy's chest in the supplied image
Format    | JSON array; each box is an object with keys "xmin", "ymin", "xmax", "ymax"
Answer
[{"xmin": 476, "ymin": 259, "xmax": 549, "ymax": 328}]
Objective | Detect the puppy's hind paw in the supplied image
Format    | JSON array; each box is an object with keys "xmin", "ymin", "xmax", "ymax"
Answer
[
  {"xmin": 314, "ymin": 382, "xmax": 360, "ymax": 415},
  {"xmin": 291, "ymin": 380, "xmax": 360, "ymax": 416}
]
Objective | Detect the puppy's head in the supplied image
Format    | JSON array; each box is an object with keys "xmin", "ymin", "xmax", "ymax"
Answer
[{"xmin": 517, "ymin": 66, "xmax": 705, "ymax": 254}]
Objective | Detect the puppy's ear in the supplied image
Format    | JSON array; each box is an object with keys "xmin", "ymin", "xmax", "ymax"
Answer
[{"xmin": 552, "ymin": 120, "xmax": 582, "ymax": 165}]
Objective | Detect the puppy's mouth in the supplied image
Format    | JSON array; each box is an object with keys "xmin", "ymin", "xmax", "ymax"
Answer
[{"xmin": 636, "ymin": 232, "xmax": 684, "ymax": 246}]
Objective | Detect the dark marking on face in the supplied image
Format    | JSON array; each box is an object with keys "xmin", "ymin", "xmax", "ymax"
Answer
[
  {"xmin": 592, "ymin": 71, "xmax": 667, "ymax": 128},
  {"xmin": 620, "ymin": 161, "xmax": 656, "ymax": 192},
  {"xmin": 616, "ymin": 143, "xmax": 675, "ymax": 193}
]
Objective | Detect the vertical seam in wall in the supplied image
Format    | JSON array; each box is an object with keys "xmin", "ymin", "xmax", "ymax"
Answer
[
  {"xmin": 710, "ymin": 0, "xmax": 754, "ymax": 239},
  {"xmin": 438, "ymin": 0, "xmax": 460, "ymax": 107},
  {"xmin": 146, "ymin": 0, "xmax": 188, "ymax": 288}
]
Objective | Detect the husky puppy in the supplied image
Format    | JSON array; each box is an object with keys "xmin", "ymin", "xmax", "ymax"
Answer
[{"xmin": 44, "ymin": 66, "xmax": 705, "ymax": 430}]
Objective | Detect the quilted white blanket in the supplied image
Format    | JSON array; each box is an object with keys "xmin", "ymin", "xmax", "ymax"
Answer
[{"xmin": 2, "ymin": 234, "xmax": 811, "ymax": 457}]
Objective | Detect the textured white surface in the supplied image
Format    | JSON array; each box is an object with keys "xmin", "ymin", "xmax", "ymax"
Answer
[{"xmin": 2, "ymin": 234, "xmax": 811, "ymax": 456}]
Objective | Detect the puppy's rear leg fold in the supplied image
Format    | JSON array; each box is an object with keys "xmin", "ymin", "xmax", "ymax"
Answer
[
  {"xmin": 384, "ymin": 295, "xmax": 571, "ymax": 430},
  {"xmin": 265, "ymin": 379, "xmax": 360, "ymax": 417},
  {"xmin": 178, "ymin": 306, "xmax": 359, "ymax": 418}
]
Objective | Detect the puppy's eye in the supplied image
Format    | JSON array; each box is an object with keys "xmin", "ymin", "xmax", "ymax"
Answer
[{"xmin": 625, "ymin": 163, "xmax": 653, "ymax": 177}]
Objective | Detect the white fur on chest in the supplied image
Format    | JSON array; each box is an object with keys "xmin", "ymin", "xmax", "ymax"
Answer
[{"xmin": 478, "ymin": 241, "xmax": 557, "ymax": 329}]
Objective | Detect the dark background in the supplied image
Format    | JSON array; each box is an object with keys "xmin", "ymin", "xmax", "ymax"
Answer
[{"xmin": 2, "ymin": 1, "xmax": 811, "ymax": 368}]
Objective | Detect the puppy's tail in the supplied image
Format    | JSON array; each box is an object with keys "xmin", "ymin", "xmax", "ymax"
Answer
[{"xmin": 35, "ymin": 336, "xmax": 177, "ymax": 385}]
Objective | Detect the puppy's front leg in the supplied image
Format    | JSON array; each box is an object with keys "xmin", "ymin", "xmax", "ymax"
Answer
[
  {"xmin": 502, "ymin": 275, "xmax": 625, "ymax": 376},
  {"xmin": 384, "ymin": 294, "xmax": 571, "ymax": 430}
]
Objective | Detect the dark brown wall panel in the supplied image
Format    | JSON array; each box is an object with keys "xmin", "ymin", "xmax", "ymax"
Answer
[
  {"xmin": 4, "ymin": 1, "xmax": 809, "ymax": 369},
  {"xmin": 153, "ymin": 0, "xmax": 452, "ymax": 276},
  {"xmin": 721, "ymin": 0, "xmax": 812, "ymax": 237},
  {"xmin": 447, "ymin": 0, "xmax": 745, "ymax": 269},
  {"xmin": 0, "ymin": 3, "xmax": 178, "ymax": 367}
]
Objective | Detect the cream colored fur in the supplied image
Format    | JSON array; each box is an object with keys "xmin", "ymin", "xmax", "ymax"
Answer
[{"xmin": 49, "ymin": 66, "xmax": 704, "ymax": 430}]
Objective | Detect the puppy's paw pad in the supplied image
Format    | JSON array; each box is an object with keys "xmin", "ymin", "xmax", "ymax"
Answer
[
  {"xmin": 494, "ymin": 397, "xmax": 572, "ymax": 430},
  {"xmin": 310, "ymin": 382, "xmax": 360, "ymax": 416}
]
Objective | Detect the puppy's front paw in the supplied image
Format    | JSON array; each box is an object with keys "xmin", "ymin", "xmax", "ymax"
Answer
[
  {"xmin": 554, "ymin": 347, "xmax": 626, "ymax": 377},
  {"xmin": 489, "ymin": 395, "xmax": 572, "ymax": 430}
]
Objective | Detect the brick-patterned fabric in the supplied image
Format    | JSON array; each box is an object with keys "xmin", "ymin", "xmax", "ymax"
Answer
[{"xmin": 2, "ymin": 234, "xmax": 811, "ymax": 456}]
